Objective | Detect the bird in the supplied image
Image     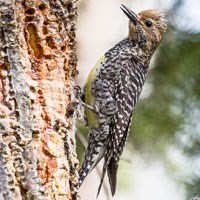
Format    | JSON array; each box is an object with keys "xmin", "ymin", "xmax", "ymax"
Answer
[{"xmin": 78, "ymin": 4, "xmax": 167, "ymax": 197}]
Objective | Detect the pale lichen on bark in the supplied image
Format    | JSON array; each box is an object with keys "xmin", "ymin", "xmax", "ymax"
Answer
[{"xmin": 0, "ymin": 0, "xmax": 79, "ymax": 199}]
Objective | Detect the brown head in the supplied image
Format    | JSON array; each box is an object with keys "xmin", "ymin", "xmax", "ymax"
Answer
[{"xmin": 121, "ymin": 5, "xmax": 167, "ymax": 55}]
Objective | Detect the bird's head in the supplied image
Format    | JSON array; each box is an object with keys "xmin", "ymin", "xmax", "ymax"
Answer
[{"xmin": 121, "ymin": 5, "xmax": 167, "ymax": 55}]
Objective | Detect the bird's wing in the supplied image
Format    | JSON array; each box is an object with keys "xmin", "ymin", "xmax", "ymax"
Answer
[
  {"xmin": 112, "ymin": 58, "xmax": 146, "ymax": 152},
  {"xmin": 97, "ymin": 57, "xmax": 147, "ymax": 197}
]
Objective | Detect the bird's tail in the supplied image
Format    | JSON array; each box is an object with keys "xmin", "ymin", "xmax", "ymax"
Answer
[
  {"xmin": 96, "ymin": 159, "xmax": 109, "ymax": 198},
  {"xmin": 107, "ymin": 157, "xmax": 118, "ymax": 196},
  {"xmin": 96, "ymin": 156, "xmax": 118, "ymax": 197},
  {"xmin": 96, "ymin": 146, "xmax": 114, "ymax": 198},
  {"xmin": 78, "ymin": 129, "xmax": 106, "ymax": 187}
]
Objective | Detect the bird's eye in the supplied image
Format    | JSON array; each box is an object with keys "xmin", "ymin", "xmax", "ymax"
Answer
[{"xmin": 145, "ymin": 20, "xmax": 153, "ymax": 28}]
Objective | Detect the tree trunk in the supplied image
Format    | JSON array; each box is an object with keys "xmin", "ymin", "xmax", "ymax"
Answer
[{"xmin": 0, "ymin": 0, "xmax": 79, "ymax": 199}]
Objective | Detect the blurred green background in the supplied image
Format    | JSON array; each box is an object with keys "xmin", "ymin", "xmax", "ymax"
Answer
[{"xmin": 76, "ymin": 0, "xmax": 200, "ymax": 199}]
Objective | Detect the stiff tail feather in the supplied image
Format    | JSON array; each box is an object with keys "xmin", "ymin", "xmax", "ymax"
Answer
[{"xmin": 107, "ymin": 157, "xmax": 118, "ymax": 196}]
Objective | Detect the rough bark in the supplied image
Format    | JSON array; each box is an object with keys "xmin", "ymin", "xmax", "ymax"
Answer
[{"xmin": 0, "ymin": 0, "xmax": 79, "ymax": 199}]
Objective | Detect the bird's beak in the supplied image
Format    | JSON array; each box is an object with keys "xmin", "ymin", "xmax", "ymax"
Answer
[{"xmin": 121, "ymin": 4, "xmax": 138, "ymax": 26}]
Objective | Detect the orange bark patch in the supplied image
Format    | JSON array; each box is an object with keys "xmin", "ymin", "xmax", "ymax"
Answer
[{"xmin": 27, "ymin": 23, "xmax": 44, "ymax": 59}]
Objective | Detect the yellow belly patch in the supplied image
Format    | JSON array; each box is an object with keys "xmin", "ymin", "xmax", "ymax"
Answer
[{"xmin": 85, "ymin": 55, "xmax": 105, "ymax": 128}]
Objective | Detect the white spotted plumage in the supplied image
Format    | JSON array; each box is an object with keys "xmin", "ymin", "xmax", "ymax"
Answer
[{"xmin": 78, "ymin": 4, "xmax": 167, "ymax": 197}]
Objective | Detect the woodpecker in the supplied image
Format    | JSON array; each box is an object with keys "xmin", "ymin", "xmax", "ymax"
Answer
[{"xmin": 78, "ymin": 4, "xmax": 167, "ymax": 197}]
